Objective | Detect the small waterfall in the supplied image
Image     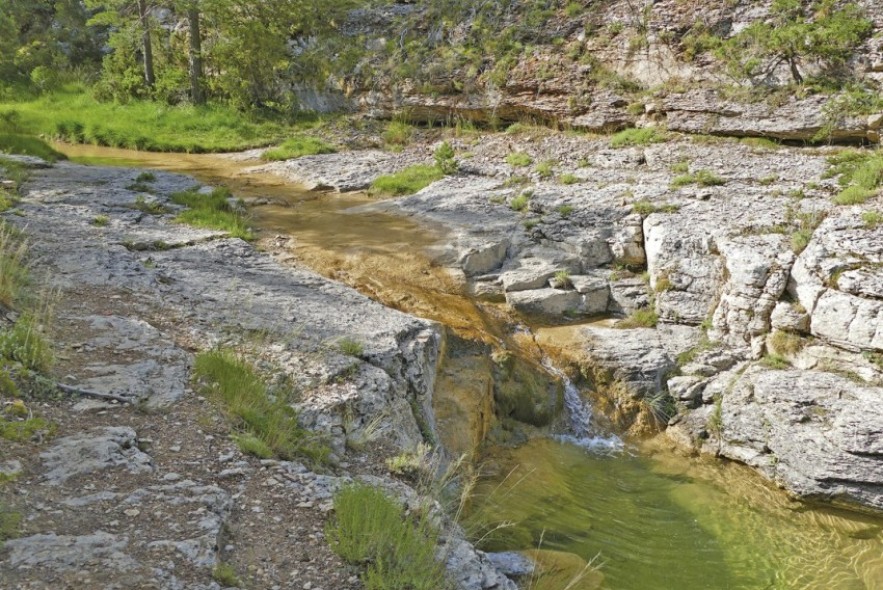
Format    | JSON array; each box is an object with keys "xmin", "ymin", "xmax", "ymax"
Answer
[{"xmin": 543, "ymin": 359, "xmax": 623, "ymax": 453}]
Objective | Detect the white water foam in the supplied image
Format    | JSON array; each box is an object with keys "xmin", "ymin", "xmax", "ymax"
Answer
[{"xmin": 542, "ymin": 359, "xmax": 624, "ymax": 453}]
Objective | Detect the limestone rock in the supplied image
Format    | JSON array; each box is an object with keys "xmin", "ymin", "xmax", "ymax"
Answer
[
  {"xmin": 41, "ymin": 427, "xmax": 153, "ymax": 485},
  {"xmin": 506, "ymin": 288, "xmax": 582, "ymax": 317},
  {"xmin": 717, "ymin": 369, "xmax": 883, "ymax": 510}
]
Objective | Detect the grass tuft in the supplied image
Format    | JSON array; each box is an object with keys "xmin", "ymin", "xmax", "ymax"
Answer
[
  {"xmin": 326, "ymin": 483, "xmax": 449, "ymax": 590},
  {"xmin": 617, "ymin": 307, "xmax": 658, "ymax": 328},
  {"xmin": 212, "ymin": 562, "xmax": 240, "ymax": 586},
  {"xmin": 338, "ymin": 337, "xmax": 364, "ymax": 357},
  {"xmin": 192, "ymin": 349, "xmax": 327, "ymax": 464},
  {"xmin": 170, "ymin": 187, "xmax": 253, "ymax": 240},
  {"xmin": 370, "ymin": 165, "xmax": 444, "ymax": 197},
  {"xmin": 671, "ymin": 169, "xmax": 726, "ymax": 188},
  {"xmin": 505, "ymin": 152, "xmax": 533, "ymax": 167},
  {"xmin": 610, "ymin": 127, "xmax": 667, "ymax": 148},
  {"xmin": 261, "ymin": 135, "xmax": 337, "ymax": 161}
]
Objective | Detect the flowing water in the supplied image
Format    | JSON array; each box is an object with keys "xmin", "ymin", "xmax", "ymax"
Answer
[{"xmin": 58, "ymin": 144, "xmax": 883, "ymax": 589}]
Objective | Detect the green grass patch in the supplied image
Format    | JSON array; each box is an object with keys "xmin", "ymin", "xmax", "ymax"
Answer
[
  {"xmin": 610, "ymin": 127, "xmax": 667, "ymax": 148},
  {"xmin": 212, "ymin": 563, "xmax": 240, "ymax": 586},
  {"xmin": 535, "ymin": 160, "xmax": 555, "ymax": 178},
  {"xmin": 192, "ymin": 349, "xmax": 327, "ymax": 464},
  {"xmin": 0, "ymin": 87, "xmax": 298, "ymax": 153},
  {"xmin": 0, "ymin": 314, "xmax": 54, "ymax": 374},
  {"xmin": 0, "ymin": 134, "xmax": 64, "ymax": 162},
  {"xmin": 505, "ymin": 152, "xmax": 533, "ymax": 167},
  {"xmin": 0, "ymin": 501, "xmax": 21, "ymax": 542},
  {"xmin": 671, "ymin": 169, "xmax": 726, "ymax": 187},
  {"xmin": 559, "ymin": 173, "xmax": 579, "ymax": 185},
  {"xmin": 862, "ymin": 210, "xmax": 883, "ymax": 228},
  {"xmin": 761, "ymin": 354, "xmax": 790, "ymax": 370},
  {"xmin": 337, "ymin": 338, "xmax": 364, "ymax": 357},
  {"xmin": 261, "ymin": 135, "xmax": 337, "ymax": 161},
  {"xmin": 0, "ymin": 223, "xmax": 28, "ymax": 309},
  {"xmin": 617, "ymin": 307, "xmax": 658, "ymax": 328},
  {"xmin": 0, "ymin": 415, "xmax": 54, "ymax": 442},
  {"xmin": 510, "ymin": 193, "xmax": 530, "ymax": 212},
  {"xmin": 833, "ymin": 185, "xmax": 874, "ymax": 205},
  {"xmin": 326, "ymin": 483, "xmax": 449, "ymax": 590},
  {"xmin": 827, "ymin": 151, "xmax": 883, "ymax": 205},
  {"xmin": 557, "ymin": 204, "xmax": 574, "ymax": 217},
  {"xmin": 170, "ymin": 187, "xmax": 253, "ymax": 240},
  {"xmin": 369, "ymin": 165, "xmax": 444, "ymax": 197},
  {"xmin": 382, "ymin": 121, "xmax": 414, "ymax": 147}
]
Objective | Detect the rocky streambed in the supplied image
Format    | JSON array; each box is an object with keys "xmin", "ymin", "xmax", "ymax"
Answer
[{"xmin": 2, "ymin": 126, "xmax": 883, "ymax": 589}]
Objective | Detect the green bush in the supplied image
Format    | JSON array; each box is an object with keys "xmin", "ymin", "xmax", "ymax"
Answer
[
  {"xmin": 261, "ymin": 135, "xmax": 337, "ymax": 161},
  {"xmin": 382, "ymin": 120, "xmax": 414, "ymax": 147},
  {"xmin": 861, "ymin": 210, "xmax": 883, "ymax": 228},
  {"xmin": 610, "ymin": 127, "xmax": 667, "ymax": 148},
  {"xmin": 370, "ymin": 165, "xmax": 444, "ymax": 196},
  {"xmin": 671, "ymin": 169, "xmax": 726, "ymax": 187},
  {"xmin": 618, "ymin": 307, "xmax": 658, "ymax": 328},
  {"xmin": 326, "ymin": 484, "xmax": 449, "ymax": 590},
  {"xmin": 433, "ymin": 141, "xmax": 458, "ymax": 175},
  {"xmin": 170, "ymin": 187, "xmax": 253, "ymax": 240},
  {"xmin": 192, "ymin": 349, "xmax": 327, "ymax": 464}
]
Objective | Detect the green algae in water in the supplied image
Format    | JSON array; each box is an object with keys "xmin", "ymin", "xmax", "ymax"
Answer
[{"xmin": 466, "ymin": 439, "xmax": 883, "ymax": 590}]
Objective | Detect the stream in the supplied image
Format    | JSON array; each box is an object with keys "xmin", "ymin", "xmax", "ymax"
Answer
[{"xmin": 59, "ymin": 144, "xmax": 883, "ymax": 590}]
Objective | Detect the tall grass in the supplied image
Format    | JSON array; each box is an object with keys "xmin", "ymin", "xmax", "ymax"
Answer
[
  {"xmin": 170, "ymin": 187, "xmax": 254, "ymax": 240},
  {"xmin": 0, "ymin": 224, "xmax": 27, "ymax": 309},
  {"xmin": 827, "ymin": 150, "xmax": 883, "ymax": 205},
  {"xmin": 192, "ymin": 349, "xmax": 327, "ymax": 464},
  {"xmin": 0, "ymin": 85, "xmax": 297, "ymax": 153},
  {"xmin": 0, "ymin": 134, "xmax": 65, "ymax": 162},
  {"xmin": 326, "ymin": 483, "xmax": 449, "ymax": 590}
]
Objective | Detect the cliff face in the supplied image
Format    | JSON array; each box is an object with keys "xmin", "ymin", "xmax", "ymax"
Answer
[{"xmin": 310, "ymin": 0, "xmax": 883, "ymax": 142}]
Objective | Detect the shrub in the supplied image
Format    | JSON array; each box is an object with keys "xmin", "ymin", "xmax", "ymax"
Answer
[
  {"xmin": 610, "ymin": 127, "xmax": 667, "ymax": 148},
  {"xmin": 261, "ymin": 135, "xmax": 337, "ymax": 161},
  {"xmin": 370, "ymin": 165, "xmax": 444, "ymax": 196},
  {"xmin": 433, "ymin": 141, "xmax": 458, "ymax": 175},
  {"xmin": 192, "ymin": 349, "xmax": 327, "ymax": 464},
  {"xmin": 382, "ymin": 120, "xmax": 414, "ymax": 147},
  {"xmin": 170, "ymin": 187, "xmax": 253, "ymax": 240},
  {"xmin": 505, "ymin": 152, "xmax": 533, "ymax": 167},
  {"xmin": 326, "ymin": 484, "xmax": 448, "ymax": 590}
]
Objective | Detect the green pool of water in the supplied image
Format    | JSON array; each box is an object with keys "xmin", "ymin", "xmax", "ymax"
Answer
[{"xmin": 467, "ymin": 439, "xmax": 883, "ymax": 590}]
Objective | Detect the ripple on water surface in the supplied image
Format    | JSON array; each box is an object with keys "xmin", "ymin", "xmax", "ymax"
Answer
[{"xmin": 467, "ymin": 439, "xmax": 883, "ymax": 590}]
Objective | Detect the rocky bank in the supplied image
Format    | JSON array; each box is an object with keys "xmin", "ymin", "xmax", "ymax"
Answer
[
  {"xmin": 0, "ymin": 159, "xmax": 516, "ymax": 590},
  {"xmin": 251, "ymin": 127, "xmax": 883, "ymax": 513}
]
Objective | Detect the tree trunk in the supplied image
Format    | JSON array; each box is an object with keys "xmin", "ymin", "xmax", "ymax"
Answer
[
  {"xmin": 788, "ymin": 56, "xmax": 803, "ymax": 85},
  {"xmin": 137, "ymin": 0, "xmax": 154, "ymax": 87},
  {"xmin": 187, "ymin": 4, "xmax": 204, "ymax": 104}
]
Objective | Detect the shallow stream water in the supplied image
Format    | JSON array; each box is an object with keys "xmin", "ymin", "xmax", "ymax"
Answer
[{"xmin": 58, "ymin": 144, "xmax": 883, "ymax": 590}]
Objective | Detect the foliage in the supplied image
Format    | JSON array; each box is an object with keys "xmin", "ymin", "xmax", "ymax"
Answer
[
  {"xmin": 862, "ymin": 210, "xmax": 883, "ymax": 228},
  {"xmin": 192, "ymin": 349, "xmax": 328, "ymax": 464},
  {"xmin": 610, "ymin": 127, "xmax": 667, "ymax": 148},
  {"xmin": 827, "ymin": 150, "xmax": 883, "ymax": 205},
  {"xmin": 510, "ymin": 192, "xmax": 530, "ymax": 212},
  {"xmin": 617, "ymin": 307, "xmax": 658, "ymax": 328},
  {"xmin": 261, "ymin": 135, "xmax": 336, "ymax": 161},
  {"xmin": 671, "ymin": 169, "xmax": 726, "ymax": 187},
  {"xmin": 369, "ymin": 165, "xmax": 444, "ymax": 196},
  {"xmin": 535, "ymin": 160, "xmax": 555, "ymax": 179},
  {"xmin": 326, "ymin": 483, "xmax": 449, "ymax": 590},
  {"xmin": 171, "ymin": 187, "xmax": 253, "ymax": 240},
  {"xmin": 337, "ymin": 337, "xmax": 364, "ymax": 357},
  {"xmin": 717, "ymin": 0, "xmax": 872, "ymax": 85},
  {"xmin": 551, "ymin": 269, "xmax": 572, "ymax": 289},
  {"xmin": 0, "ymin": 223, "xmax": 28, "ymax": 309},
  {"xmin": 212, "ymin": 563, "xmax": 240, "ymax": 586},
  {"xmin": 761, "ymin": 354, "xmax": 790, "ymax": 370},
  {"xmin": 0, "ymin": 134, "xmax": 65, "ymax": 162},
  {"xmin": 506, "ymin": 152, "xmax": 533, "ymax": 167},
  {"xmin": 559, "ymin": 174, "xmax": 579, "ymax": 185},
  {"xmin": 557, "ymin": 204, "xmax": 574, "ymax": 216},
  {"xmin": 433, "ymin": 141, "xmax": 458, "ymax": 175},
  {"xmin": 0, "ymin": 88, "xmax": 296, "ymax": 152},
  {"xmin": 0, "ymin": 500, "xmax": 22, "ymax": 542},
  {"xmin": 382, "ymin": 121, "xmax": 414, "ymax": 147}
]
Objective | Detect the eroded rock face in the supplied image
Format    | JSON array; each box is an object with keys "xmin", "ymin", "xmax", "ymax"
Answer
[
  {"xmin": 41, "ymin": 427, "xmax": 153, "ymax": 485},
  {"xmin": 718, "ymin": 369, "xmax": 883, "ymax": 510}
]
